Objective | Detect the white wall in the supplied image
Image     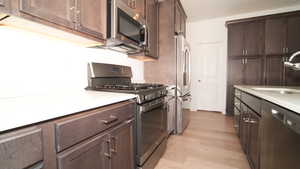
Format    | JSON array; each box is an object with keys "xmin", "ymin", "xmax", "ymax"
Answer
[
  {"xmin": 0, "ymin": 25, "xmax": 144, "ymax": 98},
  {"xmin": 187, "ymin": 5, "xmax": 300, "ymax": 114}
]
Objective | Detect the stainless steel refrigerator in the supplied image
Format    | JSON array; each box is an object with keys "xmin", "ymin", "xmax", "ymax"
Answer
[{"xmin": 175, "ymin": 34, "xmax": 192, "ymax": 134}]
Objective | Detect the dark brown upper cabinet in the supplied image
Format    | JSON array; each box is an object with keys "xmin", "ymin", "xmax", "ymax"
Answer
[
  {"xmin": 175, "ymin": 0, "xmax": 187, "ymax": 36},
  {"xmin": 266, "ymin": 14, "xmax": 300, "ymax": 55},
  {"xmin": 244, "ymin": 21, "xmax": 265, "ymax": 56},
  {"xmin": 145, "ymin": 0, "xmax": 158, "ymax": 58},
  {"xmin": 265, "ymin": 17, "xmax": 287, "ymax": 55},
  {"xmin": 228, "ymin": 23, "xmax": 245, "ymax": 58},
  {"xmin": 75, "ymin": 0, "xmax": 107, "ymax": 39},
  {"xmin": 19, "ymin": 0, "xmax": 76, "ymax": 29},
  {"xmin": 228, "ymin": 21, "xmax": 265, "ymax": 58},
  {"xmin": 0, "ymin": 0, "xmax": 10, "ymax": 13},
  {"xmin": 19, "ymin": 0, "xmax": 107, "ymax": 39},
  {"xmin": 287, "ymin": 15, "xmax": 300, "ymax": 54}
]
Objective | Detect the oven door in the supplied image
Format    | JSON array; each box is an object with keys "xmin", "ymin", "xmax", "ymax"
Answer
[
  {"xmin": 110, "ymin": 0, "xmax": 147, "ymax": 47},
  {"xmin": 136, "ymin": 98, "xmax": 168, "ymax": 165}
]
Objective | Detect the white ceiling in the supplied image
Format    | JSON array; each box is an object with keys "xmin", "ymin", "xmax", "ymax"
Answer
[{"xmin": 181, "ymin": 0, "xmax": 300, "ymax": 22}]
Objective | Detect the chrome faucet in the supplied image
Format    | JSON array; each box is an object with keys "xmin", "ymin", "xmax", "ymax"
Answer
[{"xmin": 284, "ymin": 51, "xmax": 300, "ymax": 71}]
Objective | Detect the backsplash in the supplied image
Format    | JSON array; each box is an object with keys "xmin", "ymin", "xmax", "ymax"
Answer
[{"xmin": 0, "ymin": 26, "xmax": 144, "ymax": 98}]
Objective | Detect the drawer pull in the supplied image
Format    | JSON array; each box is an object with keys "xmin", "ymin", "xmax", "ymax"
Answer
[{"xmin": 101, "ymin": 115, "xmax": 118, "ymax": 125}]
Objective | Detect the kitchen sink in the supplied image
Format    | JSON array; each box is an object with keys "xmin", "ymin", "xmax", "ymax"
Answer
[{"xmin": 251, "ymin": 87, "xmax": 300, "ymax": 94}]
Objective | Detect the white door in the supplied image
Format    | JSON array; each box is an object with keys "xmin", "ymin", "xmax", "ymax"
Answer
[{"xmin": 190, "ymin": 42, "xmax": 225, "ymax": 112}]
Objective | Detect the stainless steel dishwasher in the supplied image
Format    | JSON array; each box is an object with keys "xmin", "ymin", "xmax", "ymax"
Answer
[{"xmin": 261, "ymin": 101, "xmax": 300, "ymax": 169}]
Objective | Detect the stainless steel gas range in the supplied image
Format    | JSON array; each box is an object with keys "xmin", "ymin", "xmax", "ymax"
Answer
[{"xmin": 86, "ymin": 63, "xmax": 168, "ymax": 169}]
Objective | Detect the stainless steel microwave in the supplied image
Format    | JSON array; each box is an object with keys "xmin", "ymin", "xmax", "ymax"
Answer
[{"xmin": 105, "ymin": 0, "xmax": 147, "ymax": 54}]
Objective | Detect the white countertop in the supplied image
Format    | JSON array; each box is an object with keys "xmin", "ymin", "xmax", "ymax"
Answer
[
  {"xmin": 0, "ymin": 90, "xmax": 136, "ymax": 132},
  {"xmin": 234, "ymin": 85, "xmax": 300, "ymax": 114}
]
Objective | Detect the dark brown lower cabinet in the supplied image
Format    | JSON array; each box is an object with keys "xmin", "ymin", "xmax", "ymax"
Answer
[
  {"xmin": 57, "ymin": 120, "xmax": 135, "ymax": 169},
  {"xmin": 248, "ymin": 109, "xmax": 260, "ymax": 169},
  {"xmin": 236, "ymin": 89, "xmax": 261, "ymax": 169},
  {"xmin": 239, "ymin": 103, "xmax": 251, "ymax": 153},
  {"xmin": 111, "ymin": 120, "xmax": 135, "ymax": 169},
  {"xmin": 0, "ymin": 127, "xmax": 43, "ymax": 169},
  {"xmin": 57, "ymin": 133, "xmax": 110, "ymax": 169},
  {"xmin": 0, "ymin": 101, "xmax": 135, "ymax": 169}
]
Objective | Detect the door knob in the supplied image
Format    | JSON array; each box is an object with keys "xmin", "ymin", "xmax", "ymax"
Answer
[{"xmin": 198, "ymin": 80, "xmax": 201, "ymax": 82}]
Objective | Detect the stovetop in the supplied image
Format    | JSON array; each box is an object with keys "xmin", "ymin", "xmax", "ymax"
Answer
[
  {"xmin": 90, "ymin": 83, "xmax": 165, "ymax": 93},
  {"xmin": 86, "ymin": 83, "xmax": 167, "ymax": 104}
]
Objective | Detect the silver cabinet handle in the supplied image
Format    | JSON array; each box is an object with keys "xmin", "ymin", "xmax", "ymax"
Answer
[
  {"xmin": 104, "ymin": 139, "xmax": 112, "ymax": 159},
  {"xmin": 243, "ymin": 50, "xmax": 245, "ymax": 56},
  {"xmin": 110, "ymin": 136, "xmax": 117, "ymax": 154},
  {"xmin": 286, "ymin": 119, "xmax": 293, "ymax": 126},
  {"xmin": 245, "ymin": 50, "xmax": 248, "ymax": 55},
  {"xmin": 271, "ymin": 109, "xmax": 279, "ymax": 115},
  {"xmin": 249, "ymin": 119, "xmax": 257, "ymax": 124},
  {"xmin": 245, "ymin": 58, "xmax": 247, "ymax": 64}
]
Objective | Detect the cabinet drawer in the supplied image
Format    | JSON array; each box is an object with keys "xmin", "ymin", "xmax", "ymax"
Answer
[
  {"xmin": 241, "ymin": 92, "xmax": 261, "ymax": 115},
  {"xmin": 55, "ymin": 101, "xmax": 134, "ymax": 152},
  {"xmin": 0, "ymin": 127, "xmax": 43, "ymax": 169}
]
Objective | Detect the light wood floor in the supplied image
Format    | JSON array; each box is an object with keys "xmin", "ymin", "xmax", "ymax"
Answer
[{"xmin": 155, "ymin": 111, "xmax": 251, "ymax": 169}]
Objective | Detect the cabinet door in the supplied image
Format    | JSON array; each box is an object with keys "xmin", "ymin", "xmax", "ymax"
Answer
[
  {"xmin": 145, "ymin": 0, "xmax": 158, "ymax": 58},
  {"xmin": 111, "ymin": 120, "xmax": 135, "ymax": 169},
  {"xmin": 285, "ymin": 66, "xmax": 300, "ymax": 86},
  {"xmin": 248, "ymin": 110, "xmax": 260, "ymax": 169},
  {"xmin": 228, "ymin": 58, "xmax": 245, "ymax": 85},
  {"xmin": 226, "ymin": 58, "xmax": 244, "ymax": 115},
  {"xmin": 244, "ymin": 57, "xmax": 263, "ymax": 85},
  {"xmin": 287, "ymin": 15, "xmax": 300, "ymax": 54},
  {"xmin": 265, "ymin": 17, "xmax": 287, "ymax": 55},
  {"xmin": 57, "ymin": 134, "xmax": 110, "ymax": 169},
  {"xmin": 240, "ymin": 104, "xmax": 250, "ymax": 153},
  {"xmin": 0, "ymin": 0, "xmax": 10, "ymax": 13},
  {"xmin": 19, "ymin": 0, "xmax": 75, "ymax": 29},
  {"xmin": 244, "ymin": 21, "xmax": 265, "ymax": 56},
  {"xmin": 228, "ymin": 23, "xmax": 245, "ymax": 57},
  {"xmin": 76, "ymin": 0, "xmax": 106, "ymax": 39},
  {"xmin": 265, "ymin": 56, "xmax": 285, "ymax": 86}
]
